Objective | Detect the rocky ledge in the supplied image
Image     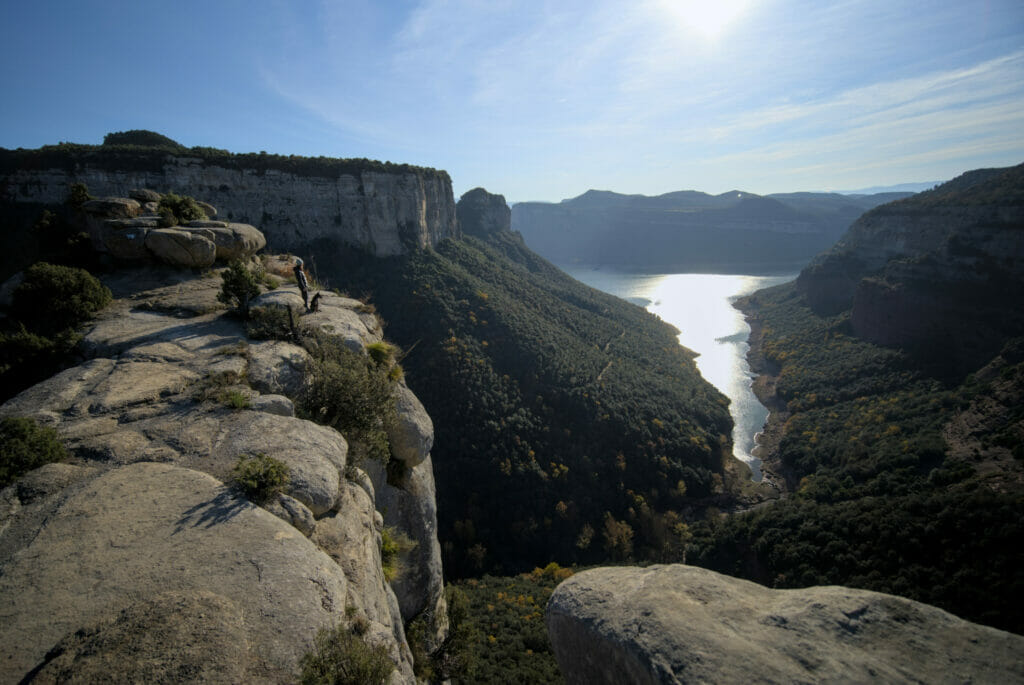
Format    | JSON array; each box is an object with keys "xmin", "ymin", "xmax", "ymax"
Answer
[
  {"xmin": 0, "ymin": 268, "xmax": 444, "ymax": 683},
  {"xmin": 546, "ymin": 565, "xmax": 1024, "ymax": 685}
]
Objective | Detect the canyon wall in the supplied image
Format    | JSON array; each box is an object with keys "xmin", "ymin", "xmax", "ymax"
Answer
[{"xmin": 0, "ymin": 154, "xmax": 458, "ymax": 257}]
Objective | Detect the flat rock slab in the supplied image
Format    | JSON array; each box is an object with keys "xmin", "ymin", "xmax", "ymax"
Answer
[
  {"xmin": 0, "ymin": 462, "xmax": 350, "ymax": 683},
  {"xmin": 546, "ymin": 564, "xmax": 1024, "ymax": 685}
]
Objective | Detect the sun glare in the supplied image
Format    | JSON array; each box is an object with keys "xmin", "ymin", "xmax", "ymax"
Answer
[{"xmin": 661, "ymin": 0, "xmax": 751, "ymax": 40}]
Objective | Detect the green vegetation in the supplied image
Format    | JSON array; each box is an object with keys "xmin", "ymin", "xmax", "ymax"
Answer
[
  {"xmin": 688, "ymin": 281, "xmax": 1024, "ymax": 633},
  {"xmin": 232, "ymin": 453, "xmax": 290, "ymax": 504},
  {"xmin": 0, "ymin": 416, "xmax": 69, "ymax": 488},
  {"xmin": 157, "ymin": 192, "xmax": 207, "ymax": 227},
  {"xmin": 447, "ymin": 565, "xmax": 574, "ymax": 684},
  {"xmin": 10, "ymin": 261, "xmax": 112, "ymax": 336},
  {"xmin": 103, "ymin": 130, "xmax": 187, "ymax": 150},
  {"xmin": 318, "ymin": 230, "xmax": 733, "ymax": 577},
  {"xmin": 217, "ymin": 259, "xmax": 264, "ymax": 317},
  {"xmin": 299, "ymin": 336, "xmax": 397, "ymax": 467},
  {"xmin": 0, "ymin": 262, "xmax": 111, "ymax": 402},
  {"xmin": 299, "ymin": 620, "xmax": 394, "ymax": 685},
  {"xmin": 381, "ymin": 526, "xmax": 416, "ymax": 582},
  {"xmin": 0, "ymin": 133, "xmax": 448, "ymax": 181}
]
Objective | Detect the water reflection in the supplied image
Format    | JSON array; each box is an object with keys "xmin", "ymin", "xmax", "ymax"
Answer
[{"xmin": 562, "ymin": 268, "xmax": 795, "ymax": 481}]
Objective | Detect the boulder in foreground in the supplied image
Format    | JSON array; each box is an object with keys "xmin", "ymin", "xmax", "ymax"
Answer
[{"xmin": 546, "ymin": 564, "xmax": 1024, "ymax": 685}]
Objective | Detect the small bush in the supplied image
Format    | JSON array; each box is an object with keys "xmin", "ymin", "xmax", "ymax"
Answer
[
  {"xmin": 299, "ymin": 339, "xmax": 397, "ymax": 466},
  {"xmin": 66, "ymin": 182, "xmax": 92, "ymax": 208},
  {"xmin": 218, "ymin": 260, "xmax": 264, "ymax": 317},
  {"xmin": 0, "ymin": 416, "xmax": 69, "ymax": 488},
  {"xmin": 11, "ymin": 262, "xmax": 112, "ymax": 336},
  {"xmin": 157, "ymin": 192, "xmax": 207, "ymax": 227},
  {"xmin": 222, "ymin": 390, "xmax": 251, "ymax": 410},
  {"xmin": 232, "ymin": 453, "xmax": 289, "ymax": 503},
  {"xmin": 365, "ymin": 341, "xmax": 395, "ymax": 367},
  {"xmin": 299, "ymin": 623, "xmax": 394, "ymax": 685},
  {"xmin": 381, "ymin": 526, "xmax": 417, "ymax": 582},
  {"xmin": 246, "ymin": 305, "xmax": 297, "ymax": 341}
]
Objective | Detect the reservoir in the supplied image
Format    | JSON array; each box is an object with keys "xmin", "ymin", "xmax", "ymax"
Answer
[{"xmin": 562, "ymin": 268, "xmax": 796, "ymax": 481}]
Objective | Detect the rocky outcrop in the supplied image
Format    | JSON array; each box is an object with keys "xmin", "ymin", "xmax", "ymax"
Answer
[
  {"xmin": 1, "ymin": 155, "xmax": 458, "ymax": 256},
  {"xmin": 795, "ymin": 163, "xmax": 1024, "ymax": 374},
  {"xmin": 546, "ymin": 565, "xmax": 1024, "ymax": 685},
  {"xmin": 0, "ymin": 268, "xmax": 446, "ymax": 683},
  {"xmin": 456, "ymin": 187, "xmax": 511, "ymax": 238}
]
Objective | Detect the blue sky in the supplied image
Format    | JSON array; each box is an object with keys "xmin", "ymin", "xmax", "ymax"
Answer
[{"xmin": 2, "ymin": 0, "xmax": 1022, "ymax": 202}]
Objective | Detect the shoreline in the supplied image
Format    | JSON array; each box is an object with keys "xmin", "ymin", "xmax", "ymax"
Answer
[{"xmin": 735, "ymin": 295, "xmax": 793, "ymax": 495}]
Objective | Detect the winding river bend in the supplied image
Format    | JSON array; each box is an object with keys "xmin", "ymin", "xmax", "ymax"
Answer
[{"xmin": 562, "ymin": 267, "xmax": 796, "ymax": 481}]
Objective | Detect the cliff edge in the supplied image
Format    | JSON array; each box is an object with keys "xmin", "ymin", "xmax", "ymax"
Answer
[{"xmin": 0, "ymin": 264, "xmax": 445, "ymax": 683}]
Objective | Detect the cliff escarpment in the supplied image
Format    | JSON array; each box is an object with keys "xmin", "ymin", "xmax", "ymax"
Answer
[
  {"xmin": 798, "ymin": 163, "xmax": 1024, "ymax": 374},
  {"xmin": 0, "ymin": 265, "xmax": 446, "ymax": 683},
  {"xmin": 0, "ymin": 139, "xmax": 458, "ymax": 261}
]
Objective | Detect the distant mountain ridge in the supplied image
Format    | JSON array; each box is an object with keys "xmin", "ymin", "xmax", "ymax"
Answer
[{"xmin": 512, "ymin": 188, "xmax": 912, "ymax": 273}]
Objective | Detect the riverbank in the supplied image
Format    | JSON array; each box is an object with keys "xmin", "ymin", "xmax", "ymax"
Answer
[{"xmin": 734, "ymin": 294, "xmax": 793, "ymax": 495}]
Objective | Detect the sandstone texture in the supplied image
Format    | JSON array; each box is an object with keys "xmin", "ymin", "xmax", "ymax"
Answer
[
  {"xmin": 2, "ymin": 159, "xmax": 457, "ymax": 256},
  {"xmin": 546, "ymin": 565, "xmax": 1024, "ymax": 685},
  {"xmin": 0, "ymin": 268, "xmax": 445, "ymax": 683}
]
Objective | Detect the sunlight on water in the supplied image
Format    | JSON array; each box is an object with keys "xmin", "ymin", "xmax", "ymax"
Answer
[{"xmin": 563, "ymin": 267, "xmax": 795, "ymax": 480}]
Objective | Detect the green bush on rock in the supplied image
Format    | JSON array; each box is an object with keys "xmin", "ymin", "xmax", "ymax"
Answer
[
  {"xmin": 218, "ymin": 260, "xmax": 264, "ymax": 317},
  {"xmin": 0, "ymin": 416, "xmax": 69, "ymax": 488},
  {"xmin": 231, "ymin": 453, "xmax": 290, "ymax": 504},
  {"xmin": 11, "ymin": 262, "xmax": 112, "ymax": 336},
  {"xmin": 299, "ymin": 621, "xmax": 394, "ymax": 685},
  {"xmin": 157, "ymin": 192, "xmax": 207, "ymax": 227}
]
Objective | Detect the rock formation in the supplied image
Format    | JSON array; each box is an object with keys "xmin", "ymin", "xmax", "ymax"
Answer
[
  {"xmin": 456, "ymin": 187, "xmax": 511, "ymax": 238},
  {"xmin": 0, "ymin": 150, "xmax": 458, "ymax": 257},
  {"xmin": 546, "ymin": 565, "xmax": 1024, "ymax": 685},
  {"xmin": 796, "ymin": 163, "xmax": 1024, "ymax": 374},
  {"xmin": 0, "ymin": 266, "xmax": 446, "ymax": 683}
]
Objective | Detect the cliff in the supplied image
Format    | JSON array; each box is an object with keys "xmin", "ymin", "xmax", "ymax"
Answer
[
  {"xmin": 0, "ymin": 264, "xmax": 445, "ymax": 683},
  {"xmin": 0, "ymin": 142, "xmax": 458, "ymax": 259},
  {"xmin": 546, "ymin": 565, "xmax": 1024, "ymax": 684},
  {"xmin": 797, "ymin": 162, "xmax": 1024, "ymax": 374},
  {"xmin": 512, "ymin": 188, "xmax": 910, "ymax": 273}
]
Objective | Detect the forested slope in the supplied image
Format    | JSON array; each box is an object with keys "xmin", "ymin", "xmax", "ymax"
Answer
[
  {"xmin": 689, "ymin": 167, "xmax": 1024, "ymax": 634},
  {"xmin": 316, "ymin": 230, "xmax": 738, "ymax": 576}
]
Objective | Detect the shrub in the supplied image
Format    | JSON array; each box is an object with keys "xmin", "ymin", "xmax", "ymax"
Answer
[
  {"xmin": 365, "ymin": 341, "xmax": 395, "ymax": 367},
  {"xmin": 381, "ymin": 526, "xmax": 417, "ymax": 582},
  {"xmin": 66, "ymin": 182, "xmax": 92, "ymax": 208},
  {"xmin": 246, "ymin": 305, "xmax": 297, "ymax": 341},
  {"xmin": 0, "ymin": 416, "xmax": 69, "ymax": 488},
  {"xmin": 299, "ymin": 337, "xmax": 397, "ymax": 466},
  {"xmin": 299, "ymin": 623, "xmax": 394, "ymax": 685},
  {"xmin": 222, "ymin": 390, "xmax": 251, "ymax": 410},
  {"xmin": 11, "ymin": 262, "xmax": 112, "ymax": 336},
  {"xmin": 156, "ymin": 192, "xmax": 207, "ymax": 227},
  {"xmin": 232, "ymin": 453, "xmax": 289, "ymax": 503},
  {"xmin": 218, "ymin": 260, "xmax": 264, "ymax": 317}
]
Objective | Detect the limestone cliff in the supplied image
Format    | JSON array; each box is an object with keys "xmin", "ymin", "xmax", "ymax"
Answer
[
  {"xmin": 0, "ymin": 146, "xmax": 458, "ymax": 257},
  {"xmin": 456, "ymin": 187, "xmax": 511, "ymax": 238},
  {"xmin": 0, "ymin": 266, "xmax": 445, "ymax": 683},
  {"xmin": 546, "ymin": 565, "xmax": 1024, "ymax": 685},
  {"xmin": 797, "ymin": 163, "xmax": 1024, "ymax": 374}
]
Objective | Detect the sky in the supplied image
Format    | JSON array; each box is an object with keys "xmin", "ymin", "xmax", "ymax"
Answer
[{"xmin": 1, "ymin": 0, "xmax": 1023, "ymax": 203}]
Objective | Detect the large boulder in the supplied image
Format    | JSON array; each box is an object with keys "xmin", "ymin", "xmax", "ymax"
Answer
[
  {"xmin": 546, "ymin": 565, "xmax": 1024, "ymax": 685},
  {"xmin": 0, "ymin": 462, "xmax": 352, "ymax": 683},
  {"xmin": 81, "ymin": 197, "xmax": 142, "ymax": 219},
  {"xmin": 145, "ymin": 228, "xmax": 217, "ymax": 268},
  {"xmin": 387, "ymin": 382, "xmax": 434, "ymax": 467},
  {"xmin": 128, "ymin": 188, "xmax": 163, "ymax": 203}
]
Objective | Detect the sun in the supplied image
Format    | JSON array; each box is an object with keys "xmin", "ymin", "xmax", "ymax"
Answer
[{"xmin": 660, "ymin": 0, "xmax": 752, "ymax": 40}]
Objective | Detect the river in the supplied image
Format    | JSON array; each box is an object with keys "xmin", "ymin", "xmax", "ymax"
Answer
[{"xmin": 561, "ymin": 267, "xmax": 796, "ymax": 481}]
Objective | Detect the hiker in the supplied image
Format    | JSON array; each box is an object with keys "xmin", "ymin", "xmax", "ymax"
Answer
[{"xmin": 293, "ymin": 258, "xmax": 310, "ymax": 311}]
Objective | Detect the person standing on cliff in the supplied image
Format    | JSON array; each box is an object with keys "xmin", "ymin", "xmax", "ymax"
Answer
[{"xmin": 293, "ymin": 258, "xmax": 311, "ymax": 311}]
